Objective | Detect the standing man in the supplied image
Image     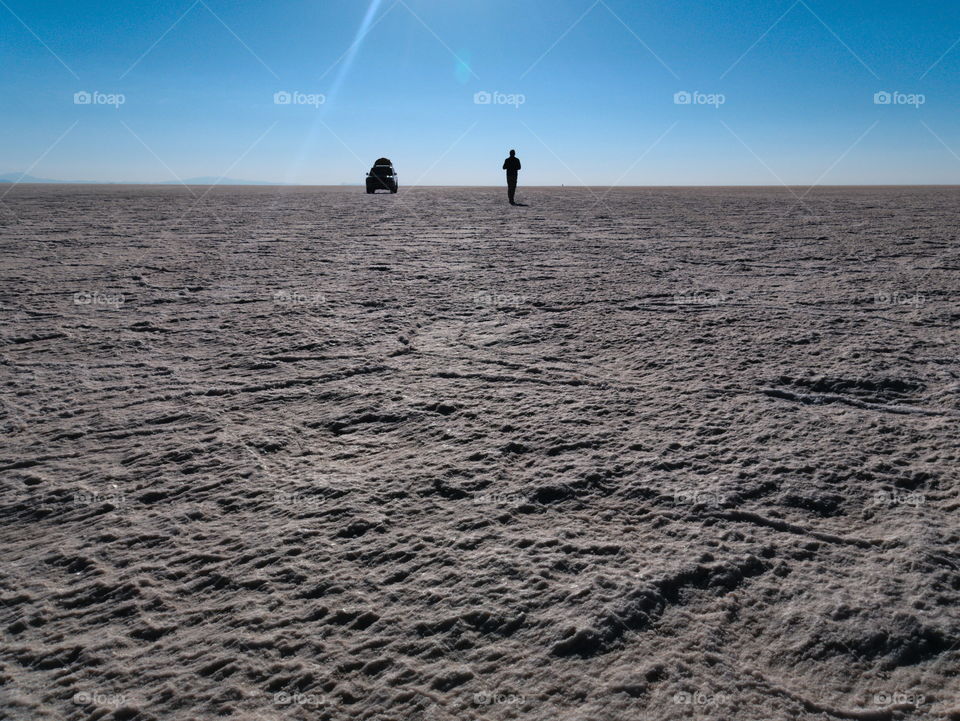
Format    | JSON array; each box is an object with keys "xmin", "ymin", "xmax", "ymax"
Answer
[{"xmin": 502, "ymin": 149, "xmax": 521, "ymax": 205}]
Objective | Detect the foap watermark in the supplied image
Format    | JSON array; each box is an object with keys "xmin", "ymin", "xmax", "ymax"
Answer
[
  {"xmin": 674, "ymin": 90, "xmax": 725, "ymax": 108},
  {"xmin": 74, "ymin": 91, "xmax": 125, "ymax": 108},
  {"xmin": 272, "ymin": 290, "xmax": 326, "ymax": 305},
  {"xmin": 74, "ymin": 489, "xmax": 126, "ymax": 508},
  {"xmin": 673, "ymin": 691, "xmax": 727, "ymax": 706},
  {"xmin": 473, "ymin": 691, "xmax": 525, "ymax": 706},
  {"xmin": 273, "ymin": 692, "xmax": 326, "ymax": 707},
  {"xmin": 474, "ymin": 91, "xmax": 526, "ymax": 108},
  {"xmin": 673, "ymin": 483, "xmax": 728, "ymax": 507},
  {"xmin": 473, "ymin": 491, "xmax": 524, "ymax": 507},
  {"xmin": 273, "ymin": 490, "xmax": 324, "ymax": 511},
  {"xmin": 872, "ymin": 691, "xmax": 926, "ymax": 708},
  {"xmin": 73, "ymin": 691, "xmax": 129, "ymax": 708},
  {"xmin": 871, "ymin": 490, "xmax": 925, "ymax": 508},
  {"xmin": 473, "ymin": 291, "xmax": 529, "ymax": 307},
  {"xmin": 874, "ymin": 291, "xmax": 925, "ymax": 306},
  {"xmin": 74, "ymin": 291, "xmax": 125, "ymax": 307},
  {"xmin": 873, "ymin": 91, "xmax": 925, "ymax": 108},
  {"xmin": 674, "ymin": 290, "xmax": 725, "ymax": 305},
  {"xmin": 274, "ymin": 90, "xmax": 326, "ymax": 108}
]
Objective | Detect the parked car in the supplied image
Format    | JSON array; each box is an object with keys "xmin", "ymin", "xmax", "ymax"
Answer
[{"xmin": 366, "ymin": 158, "xmax": 398, "ymax": 194}]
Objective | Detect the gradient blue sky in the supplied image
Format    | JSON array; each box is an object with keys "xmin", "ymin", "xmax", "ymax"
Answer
[{"xmin": 2, "ymin": 0, "xmax": 960, "ymax": 185}]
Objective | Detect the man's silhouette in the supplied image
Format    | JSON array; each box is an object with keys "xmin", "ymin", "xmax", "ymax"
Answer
[{"xmin": 502, "ymin": 149, "xmax": 521, "ymax": 205}]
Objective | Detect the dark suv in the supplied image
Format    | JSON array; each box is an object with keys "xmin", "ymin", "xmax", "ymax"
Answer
[{"xmin": 366, "ymin": 158, "xmax": 398, "ymax": 194}]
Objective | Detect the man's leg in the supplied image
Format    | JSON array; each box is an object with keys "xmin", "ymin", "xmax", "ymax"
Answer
[{"xmin": 508, "ymin": 179, "xmax": 517, "ymax": 204}]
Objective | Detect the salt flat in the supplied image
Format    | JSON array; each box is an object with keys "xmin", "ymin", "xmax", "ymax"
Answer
[{"xmin": 2, "ymin": 184, "xmax": 959, "ymax": 720}]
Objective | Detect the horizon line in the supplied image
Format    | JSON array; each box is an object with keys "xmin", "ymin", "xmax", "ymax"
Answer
[{"xmin": 5, "ymin": 181, "xmax": 960, "ymax": 189}]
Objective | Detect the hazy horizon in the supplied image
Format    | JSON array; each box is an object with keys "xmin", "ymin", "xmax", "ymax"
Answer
[{"xmin": 8, "ymin": 179, "xmax": 960, "ymax": 189}]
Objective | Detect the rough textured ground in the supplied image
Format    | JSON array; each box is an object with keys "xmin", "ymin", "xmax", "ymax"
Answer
[{"xmin": 2, "ymin": 184, "xmax": 959, "ymax": 721}]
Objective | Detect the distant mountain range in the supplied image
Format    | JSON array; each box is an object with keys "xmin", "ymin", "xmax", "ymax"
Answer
[{"xmin": 0, "ymin": 172, "xmax": 291, "ymax": 185}]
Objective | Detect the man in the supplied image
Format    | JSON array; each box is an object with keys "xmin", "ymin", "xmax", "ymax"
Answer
[{"xmin": 502, "ymin": 149, "xmax": 521, "ymax": 205}]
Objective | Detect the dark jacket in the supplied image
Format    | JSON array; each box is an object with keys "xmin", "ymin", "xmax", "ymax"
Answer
[{"xmin": 503, "ymin": 156, "xmax": 521, "ymax": 176}]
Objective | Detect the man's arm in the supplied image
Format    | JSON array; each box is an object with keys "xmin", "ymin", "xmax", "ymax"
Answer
[{"xmin": 502, "ymin": 160, "xmax": 508, "ymax": 170}]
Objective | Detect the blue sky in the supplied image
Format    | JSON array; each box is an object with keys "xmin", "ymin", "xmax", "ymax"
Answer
[{"xmin": 2, "ymin": 0, "xmax": 960, "ymax": 185}]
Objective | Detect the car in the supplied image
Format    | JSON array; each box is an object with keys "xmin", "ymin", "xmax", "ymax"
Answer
[{"xmin": 366, "ymin": 158, "xmax": 398, "ymax": 194}]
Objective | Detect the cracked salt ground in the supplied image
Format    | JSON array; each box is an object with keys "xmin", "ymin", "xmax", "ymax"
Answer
[{"xmin": 1, "ymin": 185, "xmax": 960, "ymax": 720}]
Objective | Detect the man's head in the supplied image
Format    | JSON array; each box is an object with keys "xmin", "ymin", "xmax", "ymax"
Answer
[{"xmin": 509, "ymin": 149, "xmax": 516, "ymax": 157}]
